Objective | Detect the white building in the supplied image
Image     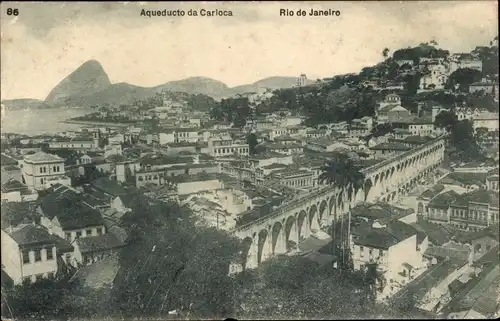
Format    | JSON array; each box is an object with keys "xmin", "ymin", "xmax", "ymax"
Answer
[
  {"xmin": 351, "ymin": 219, "xmax": 428, "ymax": 298},
  {"xmin": 296, "ymin": 74, "xmax": 307, "ymax": 87},
  {"xmin": 419, "ymin": 64, "xmax": 449, "ymax": 90},
  {"xmin": 1, "ymin": 224, "xmax": 73, "ymax": 285},
  {"xmin": 21, "ymin": 152, "xmax": 67, "ymax": 191},
  {"xmin": 472, "ymin": 112, "xmax": 500, "ymax": 132},
  {"xmin": 207, "ymin": 136, "xmax": 249, "ymax": 158}
]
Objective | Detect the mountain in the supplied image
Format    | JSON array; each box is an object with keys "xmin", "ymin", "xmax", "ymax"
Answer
[
  {"xmin": 1, "ymin": 98, "xmax": 51, "ymax": 109},
  {"xmin": 9, "ymin": 60, "xmax": 316, "ymax": 108},
  {"xmin": 45, "ymin": 60, "xmax": 111, "ymax": 106},
  {"xmin": 154, "ymin": 77, "xmax": 229, "ymax": 98},
  {"xmin": 225, "ymin": 77, "xmax": 316, "ymax": 98}
]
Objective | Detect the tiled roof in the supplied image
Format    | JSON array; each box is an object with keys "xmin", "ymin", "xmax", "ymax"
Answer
[
  {"xmin": 455, "ymin": 223, "xmax": 500, "ymax": 244},
  {"xmin": 1, "ymin": 202, "xmax": 40, "ymax": 228},
  {"xmin": 420, "ymin": 184, "xmax": 445, "ymax": 199},
  {"xmin": 393, "ymin": 258, "xmax": 468, "ymax": 306},
  {"xmin": 39, "ymin": 185, "xmax": 105, "ymax": 230},
  {"xmin": 1, "ymin": 154, "xmax": 18, "ymax": 166},
  {"xmin": 76, "ymin": 232, "xmax": 125, "ymax": 254},
  {"xmin": 1, "ymin": 178, "xmax": 29, "ymax": 193},
  {"xmin": 472, "ymin": 245, "xmax": 500, "ymax": 268},
  {"xmin": 370, "ymin": 142, "xmax": 411, "ymax": 151},
  {"xmin": 91, "ymin": 177, "xmax": 135, "ymax": 197},
  {"xmin": 23, "ymin": 151, "xmax": 63, "ymax": 163},
  {"xmin": 352, "ymin": 220, "xmax": 418, "ymax": 250},
  {"xmin": 351, "ymin": 203, "xmax": 414, "ymax": 223},
  {"xmin": 428, "ymin": 190, "xmax": 468, "ymax": 208},
  {"xmin": 440, "ymin": 172, "xmax": 487, "ymax": 187},
  {"xmin": 261, "ymin": 163, "xmax": 288, "ymax": 170},
  {"xmin": 465, "ymin": 188, "xmax": 499, "ymax": 207},
  {"xmin": 9, "ymin": 224, "xmax": 59, "ymax": 247},
  {"xmin": 404, "ymin": 135, "xmax": 433, "ymax": 144},
  {"xmin": 410, "ymin": 219, "xmax": 456, "ymax": 246},
  {"xmin": 449, "ymin": 265, "xmax": 500, "ymax": 316}
]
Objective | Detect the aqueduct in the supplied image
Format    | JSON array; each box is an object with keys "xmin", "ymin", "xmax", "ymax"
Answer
[{"xmin": 233, "ymin": 135, "xmax": 446, "ymax": 269}]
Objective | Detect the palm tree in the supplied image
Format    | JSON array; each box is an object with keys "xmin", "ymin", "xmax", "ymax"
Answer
[{"xmin": 318, "ymin": 153, "xmax": 365, "ymax": 269}]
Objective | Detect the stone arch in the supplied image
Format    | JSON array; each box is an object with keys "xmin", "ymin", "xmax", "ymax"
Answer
[
  {"xmin": 271, "ymin": 222, "xmax": 285, "ymax": 255},
  {"xmin": 319, "ymin": 200, "xmax": 328, "ymax": 222},
  {"xmin": 374, "ymin": 174, "xmax": 380, "ymax": 185},
  {"xmin": 328, "ymin": 196, "xmax": 335, "ymax": 216},
  {"xmin": 285, "ymin": 215, "xmax": 297, "ymax": 251},
  {"xmin": 385, "ymin": 169, "xmax": 391, "ymax": 181},
  {"xmin": 364, "ymin": 178, "xmax": 373, "ymax": 201},
  {"xmin": 380, "ymin": 171, "xmax": 386, "ymax": 182},
  {"xmin": 309, "ymin": 205, "xmax": 319, "ymax": 232},
  {"xmin": 241, "ymin": 237, "xmax": 255, "ymax": 269},
  {"xmin": 297, "ymin": 210, "xmax": 308, "ymax": 241},
  {"xmin": 257, "ymin": 229, "xmax": 269, "ymax": 264}
]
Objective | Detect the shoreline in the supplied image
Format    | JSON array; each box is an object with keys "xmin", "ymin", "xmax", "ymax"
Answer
[{"xmin": 62, "ymin": 120, "xmax": 137, "ymax": 127}]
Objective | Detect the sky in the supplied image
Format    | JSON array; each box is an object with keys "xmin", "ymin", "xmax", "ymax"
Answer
[{"xmin": 1, "ymin": 1, "xmax": 498, "ymax": 100}]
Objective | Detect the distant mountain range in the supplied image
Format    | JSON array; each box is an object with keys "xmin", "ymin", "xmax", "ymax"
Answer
[{"xmin": 2, "ymin": 60, "xmax": 315, "ymax": 108}]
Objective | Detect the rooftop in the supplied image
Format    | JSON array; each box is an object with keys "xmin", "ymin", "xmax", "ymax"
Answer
[
  {"xmin": 1, "ymin": 153, "xmax": 18, "ymax": 166},
  {"xmin": 91, "ymin": 177, "xmax": 137, "ymax": 197},
  {"xmin": 370, "ymin": 142, "xmax": 411, "ymax": 151},
  {"xmin": 8, "ymin": 224, "xmax": 70, "ymax": 249},
  {"xmin": 439, "ymin": 172, "xmax": 487, "ymax": 187},
  {"xmin": 352, "ymin": 220, "xmax": 418, "ymax": 250},
  {"xmin": 351, "ymin": 203, "xmax": 414, "ymax": 224},
  {"xmin": 428, "ymin": 190, "xmax": 468, "ymax": 208},
  {"xmin": 76, "ymin": 232, "xmax": 125, "ymax": 254},
  {"xmin": 1, "ymin": 202, "xmax": 40, "ymax": 228},
  {"xmin": 39, "ymin": 185, "xmax": 105, "ymax": 230},
  {"xmin": 465, "ymin": 188, "xmax": 499, "ymax": 208},
  {"xmin": 420, "ymin": 184, "xmax": 446, "ymax": 199},
  {"xmin": 23, "ymin": 151, "xmax": 63, "ymax": 163}
]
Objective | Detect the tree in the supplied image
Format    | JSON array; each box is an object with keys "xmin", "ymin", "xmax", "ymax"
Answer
[
  {"xmin": 382, "ymin": 48, "xmax": 390, "ymax": 60},
  {"xmin": 447, "ymin": 68, "xmax": 482, "ymax": 92},
  {"xmin": 110, "ymin": 201, "xmax": 242, "ymax": 319},
  {"xmin": 370, "ymin": 123, "xmax": 394, "ymax": 138},
  {"xmin": 433, "ymin": 110, "xmax": 458, "ymax": 132},
  {"xmin": 318, "ymin": 154, "xmax": 366, "ymax": 269},
  {"xmin": 246, "ymin": 133, "xmax": 258, "ymax": 155},
  {"xmin": 2, "ymin": 276, "xmax": 83, "ymax": 319},
  {"xmin": 237, "ymin": 255, "xmax": 399, "ymax": 319}
]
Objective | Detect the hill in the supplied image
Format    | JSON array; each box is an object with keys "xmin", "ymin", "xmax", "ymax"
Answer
[
  {"xmin": 154, "ymin": 77, "xmax": 229, "ymax": 99},
  {"xmin": 45, "ymin": 60, "xmax": 111, "ymax": 106},
  {"xmin": 1, "ymin": 98, "xmax": 52, "ymax": 109},
  {"xmin": 11, "ymin": 60, "xmax": 317, "ymax": 107},
  {"xmin": 225, "ymin": 77, "xmax": 315, "ymax": 98}
]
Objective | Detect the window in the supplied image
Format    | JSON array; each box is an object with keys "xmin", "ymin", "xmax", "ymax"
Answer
[
  {"xmin": 22, "ymin": 250, "xmax": 30, "ymax": 264},
  {"xmin": 360, "ymin": 246, "xmax": 364, "ymax": 257},
  {"xmin": 65, "ymin": 232, "xmax": 71, "ymax": 240},
  {"xmin": 86, "ymin": 229, "xmax": 92, "ymax": 236},
  {"xmin": 34, "ymin": 250, "xmax": 42, "ymax": 262},
  {"xmin": 46, "ymin": 248, "xmax": 53, "ymax": 260},
  {"xmin": 76, "ymin": 231, "xmax": 82, "ymax": 239}
]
